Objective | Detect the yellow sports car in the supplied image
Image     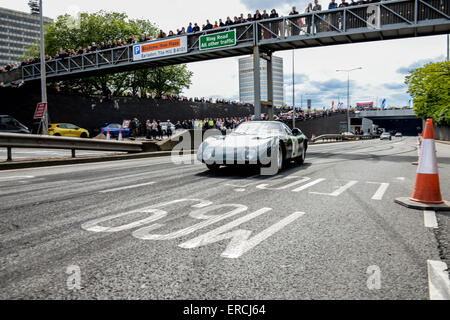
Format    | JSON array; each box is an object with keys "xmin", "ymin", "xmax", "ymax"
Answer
[{"xmin": 48, "ymin": 123, "xmax": 90, "ymax": 138}]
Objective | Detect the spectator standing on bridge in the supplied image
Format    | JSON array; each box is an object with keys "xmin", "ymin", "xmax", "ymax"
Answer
[
  {"xmin": 225, "ymin": 17, "xmax": 233, "ymax": 26},
  {"xmin": 313, "ymin": 0, "xmax": 322, "ymax": 33},
  {"xmin": 289, "ymin": 6, "xmax": 300, "ymax": 36},
  {"xmin": 305, "ymin": 3, "xmax": 313, "ymax": 34},
  {"xmin": 205, "ymin": 20, "xmax": 213, "ymax": 30},
  {"xmin": 157, "ymin": 30, "xmax": 167, "ymax": 39},
  {"xmin": 261, "ymin": 10, "xmax": 270, "ymax": 39},
  {"xmin": 187, "ymin": 23, "xmax": 193, "ymax": 33},
  {"xmin": 269, "ymin": 9, "xmax": 280, "ymax": 36},
  {"xmin": 193, "ymin": 23, "xmax": 200, "ymax": 32},
  {"xmin": 219, "ymin": 19, "xmax": 225, "ymax": 27},
  {"xmin": 328, "ymin": 0, "xmax": 338, "ymax": 31}
]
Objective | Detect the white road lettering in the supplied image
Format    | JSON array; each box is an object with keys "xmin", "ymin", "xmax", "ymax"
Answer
[
  {"xmin": 180, "ymin": 209, "xmax": 304, "ymax": 259},
  {"xmin": 256, "ymin": 176, "xmax": 311, "ymax": 190},
  {"xmin": 310, "ymin": 180, "xmax": 358, "ymax": 197},
  {"xmin": 291, "ymin": 178, "xmax": 326, "ymax": 192},
  {"xmin": 81, "ymin": 199, "xmax": 211, "ymax": 232},
  {"xmin": 367, "ymin": 182, "xmax": 390, "ymax": 200},
  {"xmin": 132, "ymin": 204, "xmax": 248, "ymax": 240},
  {"xmin": 81, "ymin": 207, "xmax": 167, "ymax": 232}
]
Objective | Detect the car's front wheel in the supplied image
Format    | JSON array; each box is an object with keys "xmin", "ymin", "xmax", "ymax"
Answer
[
  {"xmin": 80, "ymin": 133, "xmax": 88, "ymax": 138},
  {"xmin": 270, "ymin": 144, "xmax": 284, "ymax": 174},
  {"xmin": 295, "ymin": 145, "xmax": 306, "ymax": 165}
]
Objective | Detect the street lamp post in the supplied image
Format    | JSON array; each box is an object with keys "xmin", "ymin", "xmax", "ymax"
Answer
[
  {"xmin": 336, "ymin": 67, "xmax": 362, "ymax": 133},
  {"xmin": 29, "ymin": 0, "xmax": 48, "ymax": 135},
  {"xmin": 39, "ymin": 0, "xmax": 48, "ymax": 135},
  {"xmin": 292, "ymin": 49, "xmax": 295, "ymax": 129}
]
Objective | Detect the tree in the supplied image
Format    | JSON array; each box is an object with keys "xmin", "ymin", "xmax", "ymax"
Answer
[
  {"xmin": 25, "ymin": 11, "xmax": 192, "ymax": 97},
  {"xmin": 405, "ymin": 61, "xmax": 450, "ymax": 126}
]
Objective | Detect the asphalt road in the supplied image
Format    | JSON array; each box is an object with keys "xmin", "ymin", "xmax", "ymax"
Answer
[{"xmin": 0, "ymin": 137, "xmax": 449, "ymax": 300}]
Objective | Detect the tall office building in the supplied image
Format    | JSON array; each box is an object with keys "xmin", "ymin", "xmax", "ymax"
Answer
[
  {"xmin": 239, "ymin": 55, "xmax": 284, "ymax": 106},
  {"xmin": 0, "ymin": 7, "xmax": 52, "ymax": 66}
]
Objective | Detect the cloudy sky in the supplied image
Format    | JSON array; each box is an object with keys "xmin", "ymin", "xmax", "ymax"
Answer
[{"xmin": 1, "ymin": 0, "xmax": 448, "ymax": 109}]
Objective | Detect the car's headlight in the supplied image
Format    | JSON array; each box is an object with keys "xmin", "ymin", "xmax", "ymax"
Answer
[{"xmin": 203, "ymin": 146, "xmax": 215, "ymax": 160}]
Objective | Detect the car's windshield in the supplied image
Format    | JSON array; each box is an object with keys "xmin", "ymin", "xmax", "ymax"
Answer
[
  {"xmin": 0, "ymin": 117, "xmax": 19, "ymax": 126},
  {"xmin": 234, "ymin": 122, "xmax": 283, "ymax": 135}
]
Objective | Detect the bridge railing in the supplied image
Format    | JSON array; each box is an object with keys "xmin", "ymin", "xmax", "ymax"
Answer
[
  {"xmin": 256, "ymin": 0, "xmax": 449, "ymax": 41},
  {"xmin": 16, "ymin": 0, "xmax": 450, "ymax": 82}
]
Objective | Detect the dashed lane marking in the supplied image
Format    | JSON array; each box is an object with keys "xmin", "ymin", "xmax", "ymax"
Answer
[
  {"xmin": 0, "ymin": 175, "xmax": 35, "ymax": 182},
  {"xmin": 99, "ymin": 182, "xmax": 156, "ymax": 193},
  {"xmin": 427, "ymin": 260, "xmax": 450, "ymax": 300},
  {"xmin": 423, "ymin": 211, "xmax": 438, "ymax": 229},
  {"xmin": 367, "ymin": 182, "xmax": 390, "ymax": 200}
]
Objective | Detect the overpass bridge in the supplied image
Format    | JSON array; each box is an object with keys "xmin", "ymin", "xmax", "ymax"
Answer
[
  {"xmin": 354, "ymin": 109, "xmax": 418, "ymax": 119},
  {"xmin": 1, "ymin": 0, "xmax": 449, "ymax": 118},
  {"xmin": 352, "ymin": 109, "xmax": 422, "ymax": 135}
]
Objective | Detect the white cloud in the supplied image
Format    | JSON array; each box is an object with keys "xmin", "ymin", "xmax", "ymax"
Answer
[{"xmin": 1, "ymin": 0, "xmax": 447, "ymax": 108}]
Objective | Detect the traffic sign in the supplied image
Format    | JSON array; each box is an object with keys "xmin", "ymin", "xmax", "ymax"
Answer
[
  {"xmin": 122, "ymin": 120, "xmax": 131, "ymax": 129},
  {"xmin": 34, "ymin": 102, "xmax": 47, "ymax": 119},
  {"xmin": 199, "ymin": 30, "xmax": 236, "ymax": 51}
]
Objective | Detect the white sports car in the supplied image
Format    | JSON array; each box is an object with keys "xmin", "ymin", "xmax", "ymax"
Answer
[{"xmin": 197, "ymin": 121, "xmax": 309, "ymax": 174}]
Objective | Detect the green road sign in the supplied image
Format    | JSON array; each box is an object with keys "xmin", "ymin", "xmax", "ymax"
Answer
[{"xmin": 199, "ymin": 30, "xmax": 236, "ymax": 51}]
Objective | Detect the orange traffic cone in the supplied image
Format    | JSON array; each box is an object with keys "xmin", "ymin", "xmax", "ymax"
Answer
[
  {"xmin": 409, "ymin": 119, "xmax": 443, "ymax": 204},
  {"xmin": 118, "ymin": 129, "xmax": 123, "ymax": 141},
  {"xmin": 106, "ymin": 129, "xmax": 111, "ymax": 140}
]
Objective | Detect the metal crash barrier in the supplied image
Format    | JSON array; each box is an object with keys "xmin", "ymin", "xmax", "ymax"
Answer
[
  {"xmin": 0, "ymin": 133, "xmax": 143, "ymax": 162},
  {"xmin": 311, "ymin": 134, "xmax": 381, "ymax": 143}
]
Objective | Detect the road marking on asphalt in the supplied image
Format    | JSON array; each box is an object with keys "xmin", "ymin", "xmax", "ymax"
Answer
[
  {"xmin": 423, "ymin": 211, "xmax": 438, "ymax": 229},
  {"xmin": 395, "ymin": 177, "xmax": 405, "ymax": 181},
  {"xmin": 0, "ymin": 175, "xmax": 35, "ymax": 182},
  {"xmin": 82, "ymin": 207, "xmax": 167, "ymax": 232},
  {"xmin": 256, "ymin": 176, "xmax": 311, "ymax": 190},
  {"xmin": 367, "ymin": 182, "xmax": 390, "ymax": 200},
  {"xmin": 133, "ymin": 204, "xmax": 248, "ymax": 240},
  {"xmin": 427, "ymin": 260, "xmax": 450, "ymax": 300},
  {"xmin": 310, "ymin": 180, "xmax": 358, "ymax": 197},
  {"xmin": 291, "ymin": 178, "xmax": 326, "ymax": 192},
  {"xmin": 180, "ymin": 209, "xmax": 304, "ymax": 259},
  {"xmin": 99, "ymin": 182, "xmax": 156, "ymax": 193},
  {"xmin": 225, "ymin": 175, "xmax": 277, "ymax": 188}
]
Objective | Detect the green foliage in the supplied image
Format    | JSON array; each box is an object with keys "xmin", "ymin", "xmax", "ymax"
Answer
[
  {"xmin": 26, "ymin": 11, "xmax": 192, "ymax": 97},
  {"xmin": 405, "ymin": 61, "xmax": 450, "ymax": 126}
]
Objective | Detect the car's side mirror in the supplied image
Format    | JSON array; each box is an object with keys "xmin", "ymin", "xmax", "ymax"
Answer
[{"xmin": 292, "ymin": 128, "xmax": 300, "ymax": 136}]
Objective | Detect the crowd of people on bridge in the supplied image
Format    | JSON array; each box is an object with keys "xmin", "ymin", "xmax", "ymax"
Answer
[{"xmin": 1, "ymin": 0, "xmax": 428, "ymax": 74}]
